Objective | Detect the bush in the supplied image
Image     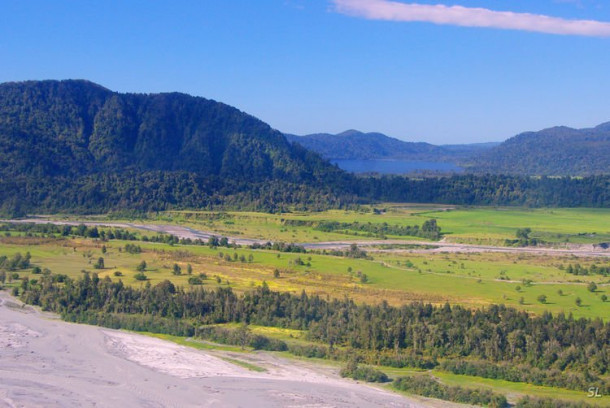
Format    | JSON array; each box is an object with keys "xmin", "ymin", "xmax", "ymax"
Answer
[
  {"xmin": 393, "ymin": 375, "xmax": 508, "ymax": 407},
  {"xmin": 134, "ymin": 272, "xmax": 147, "ymax": 281},
  {"xmin": 188, "ymin": 276, "xmax": 203, "ymax": 285},
  {"xmin": 340, "ymin": 360, "xmax": 389, "ymax": 383},
  {"xmin": 515, "ymin": 395, "xmax": 594, "ymax": 408}
]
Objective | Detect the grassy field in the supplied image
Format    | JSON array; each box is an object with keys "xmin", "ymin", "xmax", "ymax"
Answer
[
  {"xmin": 2, "ymin": 232, "xmax": 608, "ymax": 319},
  {"xmin": 64, "ymin": 205, "xmax": 610, "ymax": 245}
]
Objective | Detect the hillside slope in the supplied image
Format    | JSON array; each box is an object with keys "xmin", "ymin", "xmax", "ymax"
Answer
[
  {"xmin": 469, "ymin": 123, "xmax": 610, "ymax": 176},
  {"xmin": 0, "ymin": 80, "xmax": 352, "ymax": 213}
]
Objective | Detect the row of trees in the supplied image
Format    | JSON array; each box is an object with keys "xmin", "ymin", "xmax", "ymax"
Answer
[
  {"xmin": 564, "ymin": 263, "xmax": 610, "ymax": 277},
  {"xmin": 311, "ymin": 218, "xmax": 441, "ymax": 240}
]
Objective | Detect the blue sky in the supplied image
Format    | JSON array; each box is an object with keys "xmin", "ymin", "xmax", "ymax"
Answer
[{"xmin": 1, "ymin": 0, "xmax": 609, "ymax": 144}]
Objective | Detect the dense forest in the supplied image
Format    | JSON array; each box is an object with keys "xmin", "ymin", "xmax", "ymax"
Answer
[
  {"xmin": 17, "ymin": 274, "xmax": 610, "ymax": 396},
  {"xmin": 470, "ymin": 123, "xmax": 610, "ymax": 176},
  {"xmin": 0, "ymin": 80, "xmax": 609, "ymax": 215}
]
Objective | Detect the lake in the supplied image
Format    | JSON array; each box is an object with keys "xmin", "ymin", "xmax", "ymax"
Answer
[{"xmin": 331, "ymin": 159, "xmax": 463, "ymax": 174}]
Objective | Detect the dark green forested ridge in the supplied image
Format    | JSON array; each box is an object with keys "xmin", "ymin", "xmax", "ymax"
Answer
[
  {"xmin": 469, "ymin": 123, "xmax": 610, "ymax": 176},
  {"xmin": 0, "ymin": 79, "xmax": 345, "ymax": 182},
  {"xmin": 0, "ymin": 80, "xmax": 609, "ymax": 214}
]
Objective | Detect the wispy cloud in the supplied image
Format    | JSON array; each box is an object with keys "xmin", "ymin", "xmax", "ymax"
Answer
[{"xmin": 333, "ymin": 0, "xmax": 610, "ymax": 37}]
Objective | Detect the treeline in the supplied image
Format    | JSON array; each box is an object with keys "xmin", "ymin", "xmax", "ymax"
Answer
[
  {"xmin": 355, "ymin": 174, "xmax": 610, "ymax": 208},
  {"xmin": 440, "ymin": 360, "xmax": 599, "ymax": 393},
  {"xmin": 392, "ymin": 375, "xmax": 508, "ymax": 407},
  {"xmin": 564, "ymin": 263, "xmax": 610, "ymax": 277},
  {"xmin": 309, "ymin": 218, "xmax": 441, "ymax": 240},
  {"xmin": 18, "ymin": 275, "xmax": 610, "ymax": 393},
  {"xmin": 249, "ymin": 242, "xmax": 307, "ymax": 253},
  {"xmin": 1, "ymin": 173, "xmax": 609, "ymax": 217},
  {"xmin": 0, "ymin": 252, "xmax": 31, "ymax": 271}
]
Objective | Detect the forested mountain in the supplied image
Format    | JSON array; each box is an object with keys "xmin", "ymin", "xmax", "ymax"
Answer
[
  {"xmin": 0, "ymin": 80, "xmax": 355, "ymax": 213},
  {"xmin": 469, "ymin": 123, "xmax": 610, "ymax": 176},
  {"xmin": 0, "ymin": 80, "xmax": 345, "ymax": 182}
]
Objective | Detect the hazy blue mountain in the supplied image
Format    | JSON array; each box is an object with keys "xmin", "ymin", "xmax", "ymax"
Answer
[{"xmin": 285, "ymin": 130, "xmax": 497, "ymax": 162}]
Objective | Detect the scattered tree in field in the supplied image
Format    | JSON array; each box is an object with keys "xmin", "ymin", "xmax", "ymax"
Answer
[
  {"xmin": 273, "ymin": 269, "xmax": 280, "ymax": 278},
  {"xmin": 575, "ymin": 297, "xmax": 582, "ymax": 307},
  {"xmin": 136, "ymin": 260, "xmax": 147, "ymax": 272},
  {"xmin": 93, "ymin": 257, "xmax": 105, "ymax": 269},
  {"xmin": 537, "ymin": 294, "xmax": 547, "ymax": 304},
  {"xmin": 172, "ymin": 263, "xmax": 182, "ymax": 275},
  {"xmin": 587, "ymin": 282, "xmax": 597, "ymax": 292},
  {"xmin": 557, "ymin": 289, "xmax": 563, "ymax": 296},
  {"xmin": 188, "ymin": 276, "xmax": 202, "ymax": 285},
  {"xmin": 187, "ymin": 264, "xmax": 193, "ymax": 275},
  {"xmin": 601, "ymin": 294, "xmax": 608, "ymax": 302},
  {"xmin": 113, "ymin": 271, "xmax": 122, "ymax": 277},
  {"xmin": 101, "ymin": 245, "xmax": 107, "ymax": 254},
  {"xmin": 248, "ymin": 254, "xmax": 254, "ymax": 263},
  {"xmin": 519, "ymin": 297, "xmax": 525, "ymax": 305},
  {"xmin": 134, "ymin": 272, "xmax": 147, "ymax": 281},
  {"xmin": 32, "ymin": 266, "xmax": 41, "ymax": 274}
]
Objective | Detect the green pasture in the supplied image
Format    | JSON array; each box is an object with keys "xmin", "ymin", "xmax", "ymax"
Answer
[{"xmin": 2, "ymin": 234, "xmax": 607, "ymax": 319}]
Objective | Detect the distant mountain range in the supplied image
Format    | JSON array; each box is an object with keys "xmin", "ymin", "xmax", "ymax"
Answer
[
  {"xmin": 287, "ymin": 124, "xmax": 610, "ymax": 176},
  {"xmin": 469, "ymin": 123, "xmax": 610, "ymax": 176},
  {"xmin": 285, "ymin": 130, "xmax": 498, "ymax": 162}
]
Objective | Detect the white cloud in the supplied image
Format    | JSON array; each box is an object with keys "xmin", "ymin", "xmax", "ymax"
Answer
[{"xmin": 333, "ymin": 0, "xmax": 610, "ymax": 37}]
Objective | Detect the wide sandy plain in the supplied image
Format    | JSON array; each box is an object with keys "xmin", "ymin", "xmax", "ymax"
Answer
[{"xmin": 0, "ymin": 291, "xmax": 466, "ymax": 408}]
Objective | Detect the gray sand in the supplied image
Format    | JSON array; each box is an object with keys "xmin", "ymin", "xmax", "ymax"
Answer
[{"xmin": 0, "ymin": 292, "xmax": 455, "ymax": 408}]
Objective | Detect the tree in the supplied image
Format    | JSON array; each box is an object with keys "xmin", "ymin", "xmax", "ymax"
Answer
[
  {"xmin": 516, "ymin": 228, "xmax": 531, "ymax": 240},
  {"xmin": 188, "ymin": 276, "xmax": 202, "ymax": 285},
  {"xmin": 587, "ymin": 282, "xmax": 597, "ymax": 292},
  {"xmin": 101, "ymin": 245, "xmax": 107, "ymax": 254},
  {"xmin": 601, "ymin": 294, "xmax": 608, "ymax": 302},
  {"xmin": 134, "ymin": 272, "xmax": 147, "ymax": 281},
  {"xmin": 172, "ymin": 264, "xmax": 181, "ymax": 275},
  {"xmin": 575, "ymin": 297, "xmax": 582, "ymax": 306},
  {"xmin": 273, "ymin": 269, "xmax": 280, "ymax": 278},
  {"xmin": 187, "ymin": 264, "xmax": 193, "ymax": 275},
  {"xmin": 93, "ymin": 257, "xmax": 105, "ymax": 269},
  {"xmin": 537, "ymin": 294, "xmax": 547, "ymax": 304},
  {"xmin": 136, "ymin": 260, "xmax": 147, "ymax": 272}
]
